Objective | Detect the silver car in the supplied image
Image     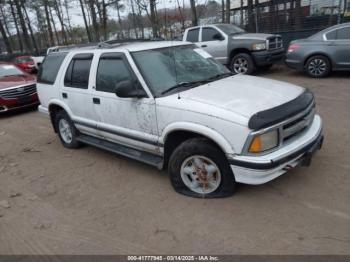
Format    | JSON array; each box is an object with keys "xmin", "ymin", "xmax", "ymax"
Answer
[{"xmin": 286, "ymin": 22, "xmax": 350, "ymax": 77}]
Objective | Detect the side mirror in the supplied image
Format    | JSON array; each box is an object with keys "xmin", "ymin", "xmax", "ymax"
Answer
[
  {"xmin": 115, "ymin": 80, "xmax": 147, "ymax": 98},
  {"xmin": 213, "ymin": 33, "xmax": 224, "ymax": 41}
]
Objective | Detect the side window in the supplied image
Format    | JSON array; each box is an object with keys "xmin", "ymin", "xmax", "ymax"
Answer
[
  {"xmin": 186, "ymin": 29, "xmax": 199, "ymax": 42},
  {"xmin": 96, "ymin": 54, "xmax": 134, "ymax": 93},
  {"xmin": 202, "ymin": 28, "xmax": 221, "ymax": 42},
  {"xmin": 37, "ymin": 52, "xmax": 67, "ymax": 84},
  {"xmin": 64, "ymin": 53, "xmax": 93, "ymax": 89},
  {"xmin": 326, "ymin": 30, "xmax": 337, "ymax": 40},
  {"xmin": 336, "ymin": 27, "xmax": 350, "ymax": 40}
]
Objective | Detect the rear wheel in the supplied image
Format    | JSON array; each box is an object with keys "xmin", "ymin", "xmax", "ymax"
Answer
[
  {"xmin": 55, "ymin": 111, "xmax": 81, "ymax": 148},
  {"xmin": 168, "ymin": 138, "xmax": 236, "ymax": 198},
  {"xmin": 230, "ymin": 53, "xmax": 255, "ymax": 75},
  {"xmin": 305, "ymin": 55, "xmax": 331, "ymax": 78}
]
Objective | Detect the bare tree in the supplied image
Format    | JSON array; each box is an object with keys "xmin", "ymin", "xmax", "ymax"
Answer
[
  {"xmin": 150, "ymin": 0, "xmax": 158, "ymax": 37},
  {"xmin": 0, "ymin": 15, "xmax": 12, "ymax": 53},
  {"xmin": 78, "ymin": 0, "xmax": 92, "ymax": 42},
  {"xmin": 190, "ymin": 0, "xmax": 198, "ymax": 26},
  {"xmin": 53, "ymin": 0, "xmax": 68, "ymax": 44},
  {"xmin": 21, "ymin": 0, "xmax": 39, "ymax": 53},
  {"xmin": 87, "ymin": 0, "xmax": 100, "ymax": 41},
  {"xmin": 13, "ymin": 0, "xmax": 33, "ymax": 51},
  {"xmin": 225, "ymin": 0, "xmax": 230, "ymax": 23}
]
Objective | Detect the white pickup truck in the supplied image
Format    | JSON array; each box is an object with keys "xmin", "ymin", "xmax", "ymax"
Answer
[{"xmin": 37, "ymin": 41, "xmax": 323, "ymax": 198}]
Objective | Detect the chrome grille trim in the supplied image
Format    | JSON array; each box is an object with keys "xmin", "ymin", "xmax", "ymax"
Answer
[
  {"xmin": 0, "ymin": 84, "xmax": 36, "ymax": 99},
  {"xmin": 267, "ymin": 36, "xmax": 283, "ymax": 50}
]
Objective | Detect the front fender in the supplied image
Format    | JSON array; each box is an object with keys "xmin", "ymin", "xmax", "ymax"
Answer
[{"xmin": 160, "ymin": 122, "xmax": 236, "ymax": 154}]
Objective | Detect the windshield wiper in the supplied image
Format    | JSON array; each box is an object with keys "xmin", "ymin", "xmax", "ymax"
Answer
[
  {"xmin": 205, "ymin": 72, "xmax": 233, "ymax": 82},
  {"xmin": 161, "ymin": 81, "xmax": 199, "ymax": 95}
]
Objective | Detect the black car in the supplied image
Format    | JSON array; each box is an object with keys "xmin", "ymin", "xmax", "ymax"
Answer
[{"xmin": 285, "ymin": 22, "xmax": 350, "ymax": 77}]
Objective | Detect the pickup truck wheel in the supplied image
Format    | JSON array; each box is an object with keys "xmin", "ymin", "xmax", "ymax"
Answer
[
  {"xmin": 168, "ymin": 138, "xmax": 236, "ymax": 198},
  {"xmin": 305, "ymin": 55, "xmax": 331, "ymax": 78},
  {"xmin": 55, "ymin": 111, "xmax": 81, "ymax": 149},
  {"xmin": 230, "ymin": 53, "xmax": 255, "ymax": 75}
]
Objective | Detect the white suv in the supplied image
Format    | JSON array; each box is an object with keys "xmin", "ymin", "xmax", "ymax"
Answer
[{"xmin": 37, "ymin": 41, "xmax": 323, "ymax": 198}]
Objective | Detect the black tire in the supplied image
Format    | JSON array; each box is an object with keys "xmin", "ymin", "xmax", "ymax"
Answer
[
  {"xmin": 230, "ymin": 53, "xmax": 255, "ymax": 75},
  {"xmin": 168, "ymin": 138, "xmax": 236, "ymax": 198},
  {"xmin": 55, "ymin": 110, "xmax": 81, "ymax": 149},
  {"xmin": 305, "ymin": 55, "xmax": 331, "ymax": 78}
]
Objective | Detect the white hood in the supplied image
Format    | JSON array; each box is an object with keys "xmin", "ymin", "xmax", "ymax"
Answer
[{"xmin": 178, "ymin": 75, "xmax": 304, "ymax": 118}]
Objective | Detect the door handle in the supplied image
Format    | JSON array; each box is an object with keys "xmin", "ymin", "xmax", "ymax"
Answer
[
  {"xmin": 93, "ymin": 98, "xmax": 100, "ymax": 104},
  {"xmin": 201, "ymin": 45, "xmax": 207, "ymax": 48},
  {"xmin": 62, "ymin": 92, "xmax": 67, "ymax": 99}
]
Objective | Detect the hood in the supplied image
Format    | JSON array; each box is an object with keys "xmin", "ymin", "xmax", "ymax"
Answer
[
  {"xmin": 0, "ymin": 74, "xmax": 36, "ymax": 90},
  {"xmin": 176, "ymin": 75, "xmax": 304, "ymax": 119},
  {"xmin": 233, "ymin": 33, "xmax": 278, "ymax": 41}
]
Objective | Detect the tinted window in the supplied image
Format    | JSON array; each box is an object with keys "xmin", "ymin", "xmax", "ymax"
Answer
[
  {"xmin": 64, "ymin": 54, "xmax": 93, "ymax": 89},
  {"xmin": 336, "ymin": 27, "xmax": 350, "ymax": 39},
  {"xmin": 0, "ymin": 64, "xmax": 25, "ymax": 77},
  {"xmin": 186, "ymin": 29, "xmax": 199, "ymax": 42},
  {"xmin": 202, "ymin": 28, "xmax": 220, "ymax": 42},
  {"xmin": 37, "ymin": 52, "xmax": 67, "ymax": 84},
  {"xmin": 96, "ymin": 55, "xmax": 134, "ymax": 93}
]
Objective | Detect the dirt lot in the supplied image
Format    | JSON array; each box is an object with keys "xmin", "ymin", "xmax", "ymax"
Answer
[{"xmin": 0, "ymin": 66, "xmax": 349, "ymax": 255}]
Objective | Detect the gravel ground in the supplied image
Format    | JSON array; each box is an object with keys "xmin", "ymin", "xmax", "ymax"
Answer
[{"xmin": 0, "ymin": 65, "xmax": 349, "ymax": 255}]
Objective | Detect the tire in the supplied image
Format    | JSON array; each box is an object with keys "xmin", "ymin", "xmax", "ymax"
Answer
[
  {"xmin": 230, "ymin": 53, "xmax": 255, "ymax": 75},
  {"xmin": 55, "ymin": 110, "xmax": 81, "ymax": 149},
  {"xmin": 305, "ymin": 55, "xmax": 331, "ymax": 78},
  {"xmin": 168, "ymin": 138, "xmax": 236, "ymax": 198}
]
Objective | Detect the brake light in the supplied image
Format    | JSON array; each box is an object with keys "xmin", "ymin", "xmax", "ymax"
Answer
[{"xmin": 288, "ymin": 44, "xmax": 300, "ymax": 53}]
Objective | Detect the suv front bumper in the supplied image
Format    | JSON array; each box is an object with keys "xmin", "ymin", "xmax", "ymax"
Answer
[
  {"xmin": 228, "ymin": 115, "xmax": 323, "ymax": 185},
  {"xmin": 252, "ymin": 48, "xmax": 285, "ymax": 66}
]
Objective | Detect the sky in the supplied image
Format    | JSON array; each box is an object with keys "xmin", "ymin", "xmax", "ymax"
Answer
[{"xmin": 67, "ymin": 0, "xmax": 215, "ymax": 27}]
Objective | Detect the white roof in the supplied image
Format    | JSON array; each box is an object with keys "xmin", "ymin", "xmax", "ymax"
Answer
[{"xmin": 123, "ymin": 41, "xmax": 190, "ymax": 52}]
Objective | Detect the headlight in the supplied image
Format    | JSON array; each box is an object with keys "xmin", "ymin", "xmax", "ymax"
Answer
[
  {"xmin": 252, "ymin": 43, "xmax": 266, "ymax": 51},
  {"xmin": 248, "ymin": 130, "xmax": 279, "ymax": 153}
]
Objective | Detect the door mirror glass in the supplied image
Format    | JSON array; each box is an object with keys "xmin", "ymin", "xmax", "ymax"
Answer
[{"xmin": 115, "ymin": 80, "xmax": 147, "ymax": 98}]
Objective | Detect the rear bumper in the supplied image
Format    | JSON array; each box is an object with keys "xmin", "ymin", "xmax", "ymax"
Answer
[
  {"xmin": 285, "ymin": 58, "xmax": 304, "ymax": 71},
  {"xmin": 252, "ymin": 48, "xmax": 285, "ymax": 66},
  {"xmin": 229, "ymin": 115, "xmax": 323, "ymax": 185}
]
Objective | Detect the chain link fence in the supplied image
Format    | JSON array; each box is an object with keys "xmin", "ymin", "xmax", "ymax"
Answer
[{"xmin": 230, "ymin": 0, "xmax": 350, "ymax": 45}]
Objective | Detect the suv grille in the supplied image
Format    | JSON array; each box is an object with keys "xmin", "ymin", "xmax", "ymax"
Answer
[
  {"xmin": 282, "ymin": 105, "xmax": 315, "ymax": 143},
  {"xmin": 268, "ymin": 36, "xmax": 283, "ymax": 50},
  {"xmin": 0, "ymin": 84, "xmax": 37, "ymax": 99}
]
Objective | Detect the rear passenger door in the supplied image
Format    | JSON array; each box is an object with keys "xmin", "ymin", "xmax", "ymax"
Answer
[
  {"xmin": 91, "ymin": 52, "xmax": 159, "ymax": 154},
  {"xmin": 61, "ymin": 53, "xmax": 98, "ymax": 135},
  {"xmin": 325, "ymin": 26, "xmax": 350, "ymax": 69}
]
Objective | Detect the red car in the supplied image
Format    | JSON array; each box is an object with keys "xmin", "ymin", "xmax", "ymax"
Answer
[
  {"xmin": 0, "ymin": 62, "xmax": 39, "ymax": 113},
  {"xmin": 14, "ymin": 56, "xmax": 36, "ymax": 73}
]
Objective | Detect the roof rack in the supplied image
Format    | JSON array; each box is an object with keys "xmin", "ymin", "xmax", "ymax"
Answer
[{"xmin": 46, "ymin": 38, "xmax": 166, "ymax": 54}]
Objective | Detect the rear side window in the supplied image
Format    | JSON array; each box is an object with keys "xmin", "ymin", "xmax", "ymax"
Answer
[
  {"xmin": 186, "ymin": 29, "xmax": 199, "ymax": 42},
  {"xmin": 64, "ymin": 53, "xmax": 93, "ymax": 89},
  {"xmin": 336, "ymin": 27, "xmax": 350, "ymax": 40},
  {"xmin": 96, "ymin": 54, "xmax": 134, "ymax": 93},
  {"xmin": 37, "ymin": 52, "xmax": 67, "ymax": 84}
]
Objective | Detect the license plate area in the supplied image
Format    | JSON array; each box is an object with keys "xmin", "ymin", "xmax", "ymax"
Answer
[{"xmin": 17, "ymin": 96, "xmax": 32, "ymax": 104}]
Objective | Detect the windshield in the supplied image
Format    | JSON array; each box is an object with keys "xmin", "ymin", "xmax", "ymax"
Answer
[
  {"xmin": 0, "ymin": 64, "xmax": 25, "ymax": 77},
  {"xmin": 132, "ymin": 45, "xmax": 230, "ymax": 97},
  {"xmin": 216, "ymin": 24, "xmax": 245, "ymax": 35}
]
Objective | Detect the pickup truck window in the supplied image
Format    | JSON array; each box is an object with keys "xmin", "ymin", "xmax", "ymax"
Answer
[
  {"xmin": 202, "ymin": 28, "xmax": 221, "ymax": 42},
  {"xmin": 186, "ymin": 29, "xmax": 199, "ymax": 42},
  {"xmin": 64, "ymin": 54, "xmax": 93, "ymax": 89},
  {"xmin": 132, "ymin": 45, "xmax": 229, "ymax": 97},
  {"xmin": 96, "ymin": 56, "xmax": 133, "ymax": 93},
  {"xmin": 37, "ymin": 52, "xmax": 67, "ymax": 84}
]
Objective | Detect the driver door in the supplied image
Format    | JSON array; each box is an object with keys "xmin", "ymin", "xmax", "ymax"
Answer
[
  {"xmin": 199, "ymin": 27, "xmax": 228, "ymax": 64},
  {"xmin": 91, "ymin": 52, "xmax": 159, "ymax": 154}
]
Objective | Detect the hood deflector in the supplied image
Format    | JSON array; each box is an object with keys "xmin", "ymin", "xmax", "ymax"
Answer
[{"xmin": 248, "ymin": 90, "xmax": 314, "ymax": 130}]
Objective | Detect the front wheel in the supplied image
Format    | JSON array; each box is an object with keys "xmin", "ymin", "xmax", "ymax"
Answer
[
  {"xmin": 168, "ymin": 138, "xmax": 236, "ymax": 198},
  {"xmin": 230, "ymin": 53, "xmax": 255, "ymax": 75}
]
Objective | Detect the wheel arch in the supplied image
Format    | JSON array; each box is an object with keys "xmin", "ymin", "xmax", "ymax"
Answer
[
  {"xmin": 47, "ymin": 100, "xmax": 72, "ymax": 133},
  {"xmin": 160, "ymin": 123, "xmax": 235, "ymax": 168},
  {"xmin": 229, "ymin": 48, "xmax": 252, "ymax": 62},
  {"xmin": 303, "ymin": 52, "xmax": 333, "ymax": 69}
]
